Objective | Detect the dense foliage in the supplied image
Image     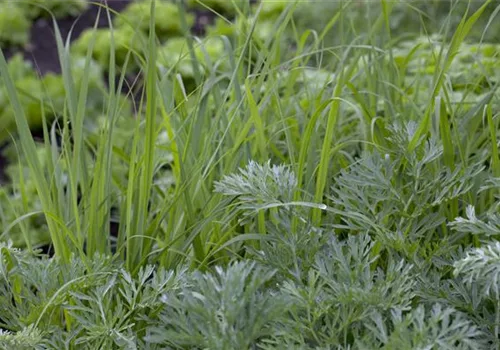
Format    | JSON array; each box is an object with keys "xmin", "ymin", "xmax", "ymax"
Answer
[
  {"xmin": 1, "ymin": 0, "xmax": 500, "ymax": 348},
  {"xmin": 0, "ymin": 0, "xmax": 88, "ymax": 46}
]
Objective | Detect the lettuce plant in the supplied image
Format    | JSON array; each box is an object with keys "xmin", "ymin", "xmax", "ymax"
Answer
[
  {"xmin": 0, "ymin": 0, "xmax": 88, "ymax": 49},
  {"xmin": 115, "ymin": 0, "xmax": 194, "ymax": 42},
  {"xmin": 0, "ymin": 55, "xmax": 65, "ymax": 142},
  {"xmin": 255, "ymin": 0, "xmax": 290, "ymax": 20},
  {"xmin": 0, "ymin": 55, "xmax": 109, "ymax": 143},
  {"xmin": 205, "ymin": 17, "xmax": 237, "ymax": 37},
  {"xmin": 157, "ymin": 36, "xmax": 227, "ymax": 85},
  {"xmin": 187, "ymin": 0, "xmax": 246, "ymax": 15},
  {"xmin": 71, "ymin": 27, "xmax": 144, "ymax": 72},
  {"xmin": 0, "ymin": 4, "xmax": 30, "ymax": 46},
  {"xmin": 16, "ymin": 0, "xmax": 88, "ymax": 19}
]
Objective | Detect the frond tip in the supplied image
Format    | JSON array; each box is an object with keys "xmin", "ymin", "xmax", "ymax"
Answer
[
  {"xmin": 454, "ymin": 241, "xmax": 500, "ymax": 298},
  {"xmin": 214, "ymin": 160, "xmax": 298, "ymax": 205},
  {"xmin": 360, "ymin": 304, "xmax": 484, "ymax": 349},
  {"xmin": 0, "ymin": 325, "xmax": 45, "ymax": 350}
]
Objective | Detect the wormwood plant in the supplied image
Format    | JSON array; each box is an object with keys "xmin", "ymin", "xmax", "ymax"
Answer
[{"xmin": 1, "ymin": 0, "xmax": 500, "ymax": 348}]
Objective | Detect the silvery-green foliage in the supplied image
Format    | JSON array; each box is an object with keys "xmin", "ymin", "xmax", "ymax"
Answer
[
  {"xmin": 480, "ymin": 178, "xmax": 500, "ymax": 200},
  {"xmin": 357, "ymin": 304, "xmax": 484, "ymax": 350},
  {"xmin": 0, "ymin": 246, "xmax": 118, "ymax": 347},
  {"xmin": 63, "ymin": 265, "xmax": 182, "ymax": 350},
  {"xmin": 410, "ymin": 245, "xmax": 499, "ymax": 347},
  {"xmin": 0, "ymin": 325, "xmax": 46, "ymax": 350},
  {"xmin": 147, "ymin": 261, "xmax": 287, "ymax": 350},
  {"xmin": 248, "ymin": 211, "xmax": 326, "ymax": 282},
  {"xmin": 0, "ymin": 245, "xmax": 117, "ymax": 331},
  {"xmin": 275, "ymin": 269, "xmax": 342, "ymax": 347},
  {"xmin": 214, "ymin": 160, "xmax": 298, "ymax": 211},
  {"xmin": 314, "ymin": 234, "xmax": 416, "ymax": 312},
  {"xmin": 454, "ymin": 241, "xmax": 500, "ymax": 299},
  {"xmin": 272, "ymin": 234, "xmax": 416, "ymax": 348},
  {"xmin": 329, "ymin": 122, "xmax": 482, "ymax": 250},
  {"xmin": 449, "ymin": 205, "xmax": 500, "ymax": 238},
  {"xmin": 0, "ymin": 243, "xmax": 182, "ymax": 349},
  {"xmin": 215, "ymin": 160, "xmax": 325, "ymax": 281}
]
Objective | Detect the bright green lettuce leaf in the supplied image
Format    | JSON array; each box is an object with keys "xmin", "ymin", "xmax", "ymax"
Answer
[
  {"xmin": 71, "ymin": 26, "xmax": 144, "ymax": 72},
  {"xmin": 115, "ymin": 0, "xmax": 194, "ymax": 42},
  {"xmin": 0, "ymin": 3, "xmax": 30, "ymax": 46}
]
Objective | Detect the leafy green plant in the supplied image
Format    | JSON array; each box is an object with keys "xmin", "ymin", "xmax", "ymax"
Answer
[
  {"xmin": 71, "ymin": 26, "xmax": 144, "ymax": 72},
  {"xmin": 115, "ymin": 0, "xmax": 194, "ymax": 42},
  {"xmin": 0, "ymin": 55, "xmax": 64, "ymax": 142},
  {"xmin": 0, "ymin": 325, "xmax": 45, "ymax": 350},
  {"xmin": 16, "ymin": 0, "xmax": 89, "ymax": 19},
  {"xmin": 357, "ymin": 304, "xmax": 484, "ymax": 349},
  {"xmin": 0, "ymin": 4, "xmax": 30, "ymax": 46},
  {"xmin": 0, "ymin": 54, "xmax": 118, "ymax": 143},
  {"xmin": 0, "ymin": 0, "xmax": 89, "ymax": 48},
  {"xmin": 187, "ymin": 0, "xmax": 245, "ymax": 15},
  {"xmin": 147, "ymin": 261, "xmax": 285, "ymax": 349}
]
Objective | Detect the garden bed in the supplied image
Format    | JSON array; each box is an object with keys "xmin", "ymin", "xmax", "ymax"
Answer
[{"xmin": 2, "ymin": 1, "xmax": 500, "ymax": 348}]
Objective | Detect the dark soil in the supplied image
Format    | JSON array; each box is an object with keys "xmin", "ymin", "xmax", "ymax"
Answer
[
  {"xmin": 192, "ymin": 9, "xmax": 217, "ymax": 36},
  {"xmin": 0, "ymin": 145, "xmax": 7, "ymax": 183}
]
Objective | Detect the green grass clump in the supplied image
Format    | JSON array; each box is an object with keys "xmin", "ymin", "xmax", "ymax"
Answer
[
  {"xmin": 0, "ymin": 145, "xmax": 52, "ymax": 248},
  {"xmin": 0, "ymin": 54, "xmax": 121, "ymax": 144},
  {"xmin": 0, "ymin": 54, "xmax": 65, "ymax": 141},
  {"xmin": 2, "ymin": 0, "xmax": 500, "ymax": 348}
]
